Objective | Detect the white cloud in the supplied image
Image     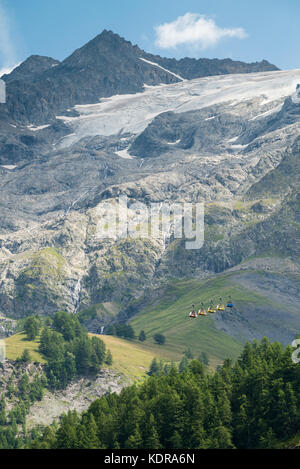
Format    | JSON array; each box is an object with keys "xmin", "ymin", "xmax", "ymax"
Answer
[
  {"xmin": 155, "ymin": 13, "xmax": 247, "ymax": 50},
  {"xmin": 0, "ymin": 1, "xmax": 17, "ymax": 72}
]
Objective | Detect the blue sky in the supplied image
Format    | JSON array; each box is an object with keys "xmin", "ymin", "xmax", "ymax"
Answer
[{"xmin": 0, "ymin": 0, "xmax": 299, "ymax": 74}]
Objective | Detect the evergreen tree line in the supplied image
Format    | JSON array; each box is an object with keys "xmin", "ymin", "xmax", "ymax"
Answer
[
  {"xmin": 0, "ymin": 312, "xmax": 110, "ymax": 448},
  {"xmin": 148, "ymin": 349, "xmax": 208, "ymax": 377},
  {"xmin": 0, "ymin": 367, "xmax": 47, "ymax": 449},
  {"xmin": 38, "ymin": 312, "xmax": 109, "ymax": 390},
  {"xmin": 28, "ymin": 338, "xmax": 300, "ymax": 449},
  {"xmin": 105, "ymin": 323, "xmax": 136, "ymax": 340},
  {"xmin": 105, "ymin": 324, "xmax": 166, "ymax": 347}
]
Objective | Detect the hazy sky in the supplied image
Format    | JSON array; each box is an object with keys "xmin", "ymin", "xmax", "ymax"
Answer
[{"xmin": 0, "ymin": 0, "xmax": 299, "ymax": 74}]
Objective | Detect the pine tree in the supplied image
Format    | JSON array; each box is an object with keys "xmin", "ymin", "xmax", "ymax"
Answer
[
  {"xmin": 55, "ymin": 411, "xmax": 79, "ymax": 449},
  {"xmin": 218, "ymin": 391, "xmax": 232, "ymax": 427},
  {"xmin": 144, "ymin": 414, "xmax": 161, "ymax": 449},
  {"xmin": 259, "ymin": 427, "xmax": 275, "ymax": 449},
  {"xmin": 212, "ymin": 426, "xmax": 234, "ymax": 449},
  {"xmin": 184, "ymin": 347, "xmax": 194, "ymax": 359},
  {"xmin": 125, "ymin": 425, "xmax": 143, "ymax": 449},
  {"xmin": 74, "ymin": 336, "xmax": 91, "ymax": 374},
  {"xmin": 91, "ymin": 336, "xmax": 106, "ymax": 365},
  {"xmin": 18, "ymin": 373, "xmax": 30, "ymax": 399},
  {"xmin": 139, "ymin": 330, "xmax": 146, "ymax": 342},
  {"xmin": 105, "ymin": 325, "xmax": 116, "ymax": 336},
  {"xmin": 199, "ymin": 351, "xmax": 209, "ymax": 366},
  {"xmin": 284, "ymin": 382, "xmax": 298, "ymax": 436},
  {"xmin": 14, "ymin": 405, "xmax": 23, "ymax": 424},
  {"xmin": 105, "ymin": 350, "xmax": 113, "ymax": 365},
  {"xmin": 20, "ymin": 349, "xmax": 31, "ymax": 363},
  {"xmin": 64, "ymin": 352, "xmax": 76, "ymax": 383},
  {"xmin": 154, "ymin": 334, "xmax": 166, "ymax": 345},
  {"xmin": 77, "ymin": 414, "xmax": 99, "ymax": 449},
  {"xmin": 233, "ymin": 394, "xmax": 250, "ymax": 448},
  {"xmin": 148, "ymin": 358, "xmax": 159, "ymax": 376},
  {"xmin": 24, "ymin": 316, "xmax": 40, "ymax": 341},
  {"xmin": 0, "ymin": 396, "xmax": 6, "ymax": 426},
  {"xmin": 169, "ymin": 431, "xmax": 183, "ymax": 449},
  {"xmin": 179, "ymin": 356, "xmax": 189, "ymax": 373},
  {"xmin": 34, "ymin": 427, "xmax": 56, "ymax": 449}
]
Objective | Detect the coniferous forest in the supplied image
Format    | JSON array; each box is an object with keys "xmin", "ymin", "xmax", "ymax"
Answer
[
  {"xmin": 0, "ymin": 312, "xmax": 108, "ymax": 449},
  {"xmin": 27, "ymin": 339, "xmax": 300, "ymax": 449}
]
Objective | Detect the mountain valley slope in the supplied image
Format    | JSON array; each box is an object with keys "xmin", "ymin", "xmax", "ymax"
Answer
[{"xmin": 0, "ymin": 31, "xmax": 299, "ymax": 356}]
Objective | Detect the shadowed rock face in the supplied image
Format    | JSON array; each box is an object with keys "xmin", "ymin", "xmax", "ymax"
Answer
[
  {"xmin": 1, "ymin": 56, "xmax": 60, "ymax": 83},
  {"xmin": 0, "ymin": 30, "xmax": 298, "ymax": 345},
  {"xmin": 129, "ymin": 110, "xmax": 247, "ymax": 158},
  {"xmin": 0, "ymin": 30, "xmax": 278, "ymax": 125},
  {"xmin": 141, "ymin": 54, "xmax": 279, "ymax": 80},
  {"xmin": 0, "ymin": 31, "xmax": 179, "ymax": 125}
]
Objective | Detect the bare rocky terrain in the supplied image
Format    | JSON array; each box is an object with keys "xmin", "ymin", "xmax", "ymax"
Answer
[
  {"xmin": 0, "ymin": 359, "xmax": 128, "ymax": 430},
  {"xmin": 26, "ymin": 368, "xmax": 127, "ymax": 429}
]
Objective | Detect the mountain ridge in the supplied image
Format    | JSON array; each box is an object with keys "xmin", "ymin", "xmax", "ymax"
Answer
[
  {"xmin": 1, "ymin": 55, "xmax": 60, "ymax": 82},
  {"xmin": 0, "ymin": 29, "xmax": 278, "ymax": 125}
]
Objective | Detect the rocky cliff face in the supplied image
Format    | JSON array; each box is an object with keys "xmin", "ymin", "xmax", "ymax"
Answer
[
  {"xmin": 0, "ymin": 31, "xmax": 298, "ymax": 344},
  {"xmin": 141, "ymin": 54, "xmax": 278, "ymax": 80},
  {"xmin": 1, "ymin": 56, "xmax": 60, "ymax": 82},
  {"xmin": 0, "ymin": 30, "xmax": 278, "ymax": 126}
]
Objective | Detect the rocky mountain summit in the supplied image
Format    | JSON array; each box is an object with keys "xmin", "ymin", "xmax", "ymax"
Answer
[
  {"xmin": 0, "ymin": 30, "xmax": 277, "ymax": 125},
  {"xmin": 0, "ymin": 30, "xmax": 299, "ymax": 346},
  {"xmin": 1, "ymin": 55, "xmax": 60, "ymax": 83}
]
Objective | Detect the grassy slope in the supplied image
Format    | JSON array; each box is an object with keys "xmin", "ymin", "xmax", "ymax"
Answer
[
  {"xmin": 92, "ymin": 334, "xmax": 164, "ymax": 380},
  {"xmin": 4, "ymin": 332, "xmax": 163, "ymax": 381},
  {"xmin": 4, "ymin": 273, "xmax": 281, "ymax": 374},
  {"xmin": 129, "ymin": 275, "xmax": 278, "ymax": 367},
  {"xmin": 4, "ymin": 333, "xmax": 45, "ymax": 363}
]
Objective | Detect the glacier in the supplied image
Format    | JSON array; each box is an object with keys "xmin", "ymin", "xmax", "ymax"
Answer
[{"xmin": 57, "ymin": 68, "xmax": 300, "ymax": 150}]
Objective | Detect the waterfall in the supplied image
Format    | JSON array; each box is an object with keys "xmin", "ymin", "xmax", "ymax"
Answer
[
  {"xmin": 100, "ymin": 326, "xmax": 104, "ymax": 335},
  {"xmin": 73, "ymin": 278, "xmax": 81, "ymax": 314}
]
